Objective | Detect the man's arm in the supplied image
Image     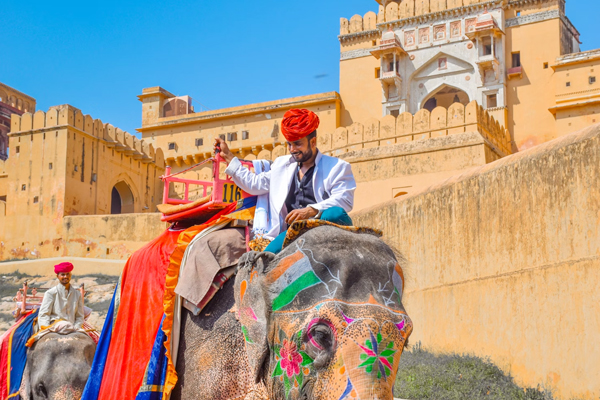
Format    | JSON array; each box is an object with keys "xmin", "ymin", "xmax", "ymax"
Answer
[
  {"xmin": 216, "ymin": 138, "xmax": 271, "ymax": 195},
  {"xmin": 225, "ymin": 158, "xmax": 271, "ymax": 195},
  {"xmin": 310, "ymin": 161, "xmax": 356, "ymax": 213},
  {"xmin": 74, "ymin": 293, "xmax": 85, "ymax": 329},
  {"xmin": 38, "ymin": 290, "xmax": 55, "ymax": 329}
]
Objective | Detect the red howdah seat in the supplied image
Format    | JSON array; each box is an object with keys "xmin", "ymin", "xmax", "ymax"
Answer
[{"xmin": 159, "ymin": 153, "xmax": 254, "ymax": 223}]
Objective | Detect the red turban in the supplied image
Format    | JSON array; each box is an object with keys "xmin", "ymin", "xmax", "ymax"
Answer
[
  {"xmin": 281, "ymin": 109, "xmax": 320, "ymax": 142},
  {"xmin": 54, "ymin": 262, "xmax": 74, "ymax": 274}
]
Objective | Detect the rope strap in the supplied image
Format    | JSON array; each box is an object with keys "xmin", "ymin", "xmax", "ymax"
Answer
[{"xmin": 161, "ymin": 157, "xmax": 215, "ymax": 180}]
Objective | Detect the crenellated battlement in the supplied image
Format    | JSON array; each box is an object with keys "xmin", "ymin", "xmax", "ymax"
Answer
[
  {"xmin": 340, "ymin": 0, "xmax": 500, "ymax": 36},
  {"xmin": 9, "ymin": 105, "xmax": 164, "ymax": 167},
  {"xmin": 165, "ymin": 101, "xmax": 511, "ymax": 166},
  {"xmin": 319, "ymin": 101, "xmax": 512, "ymax": 156},
  {"xmin": 0, "ymin": 82, "xmax": 36, "ymax": 113}
]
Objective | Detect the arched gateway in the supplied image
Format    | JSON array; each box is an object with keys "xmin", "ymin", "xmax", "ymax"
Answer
[{"xmin": 111, "ymin": 181, "xmax": 135, "ymax": 214}]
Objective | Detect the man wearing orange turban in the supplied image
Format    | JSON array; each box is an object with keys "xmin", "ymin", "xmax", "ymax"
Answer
[{"xmin": 215, "ymin": 109, "xmax": 356, "ymax": 253}]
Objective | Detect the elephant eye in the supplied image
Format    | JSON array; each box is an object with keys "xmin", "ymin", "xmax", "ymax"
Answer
[
  {"xmin": 36, "ymin": 382, "xmax": 48, "ymax": 398},
  {"xmin": 307, "ymin": 322, "xmax": 336, "ymax": 352}
]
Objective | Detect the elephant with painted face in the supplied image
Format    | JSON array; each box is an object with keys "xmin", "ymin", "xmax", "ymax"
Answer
[
  {"xmin": 173, "ymin": 224, "xmax": 412, "ymax": 400},
  {"xmin": 20, "ymin": 332, "xmax": 96, "ymax": 400}
]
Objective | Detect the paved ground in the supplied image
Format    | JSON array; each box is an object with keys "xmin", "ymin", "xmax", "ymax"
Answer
[{"xmin": 0, "ymin": 272, "xmax": 119, "ymax": 334}]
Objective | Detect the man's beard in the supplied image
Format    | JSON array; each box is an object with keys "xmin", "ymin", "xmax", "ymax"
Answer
[{"xmin": 292, "ymin": 146, "xmax": 314, "ymax": 163}]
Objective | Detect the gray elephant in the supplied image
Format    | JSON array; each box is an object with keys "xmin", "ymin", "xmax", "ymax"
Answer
[
  {"xmin": 20, "ymin": 332, "xmax": 96, "ymax": 400},
  {"xmin": 173, "ymin": 224, "xmax": 413, "ymax": 400}
]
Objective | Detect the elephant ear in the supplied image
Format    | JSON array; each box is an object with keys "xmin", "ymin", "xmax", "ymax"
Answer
[{"xmin": 235, "ymin": 251, "xmax": 276, "ymax": 383}]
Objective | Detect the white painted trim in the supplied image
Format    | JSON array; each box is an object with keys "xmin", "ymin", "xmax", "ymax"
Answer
[
  {"xmin": 340, "ymin": 48, "xmax": 374, "ymax": 61},
  {"xmin": 505, "ymin": 9, "xmax": 559, "ymax": 27}
]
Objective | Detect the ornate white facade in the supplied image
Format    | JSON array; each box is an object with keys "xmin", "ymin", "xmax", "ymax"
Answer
[{"xmin": 373, "ymin": 8, "xmax": 507, "ymax": 116}]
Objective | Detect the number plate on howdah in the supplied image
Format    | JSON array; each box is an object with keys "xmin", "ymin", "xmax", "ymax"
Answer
[{"xmin": 218, "ymin": 183, "xmax": 248, "ymax": 203}]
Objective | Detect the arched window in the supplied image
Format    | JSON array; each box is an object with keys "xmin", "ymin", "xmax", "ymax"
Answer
[
  {"xmin": 421, "ymin": 84, "xmax": 469, "ymax": 112},
  {"xmin": 111, "ymin": 181, "xmax": 135, "ymax": 214}
]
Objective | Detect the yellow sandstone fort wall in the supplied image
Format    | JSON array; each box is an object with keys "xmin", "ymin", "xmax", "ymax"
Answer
[
  {"xmin": 8, "ymin": 105, "xmax": 165, "ymax": 216},
  {"xmin": 61, "ymin": 213, "xmax": 168, "ymax": 261},
  {"xmin": 551, "ymin": 49, "xmax": 600, "ymax": 137},
  {"xmin": 0, "ymin": 213, "xmax": 166, "ymax": 264},
  {"xmin": 0, "ymin": 105, "xmax": 166, "ymax": 262},
  {"xmin": 1, "ymin": 100, "xmax": 510, "ymax": 260},
  {"xmin": 504, "ymin": 0, "xmax": 564, "ymax": 150},
  {"xmin": 0, "ymin": 158, "xmax": 7, "ymax": 199},
  {"xmin": 352, "ymin": 123, "xmax": 600, "ymax": 399}
]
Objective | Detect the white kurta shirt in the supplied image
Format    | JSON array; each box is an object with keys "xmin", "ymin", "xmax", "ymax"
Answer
[
  {"xmin": 38, "ymin": 283, "xmax": 85, "ymax": 329},
  {"xmin": 225, "ymin": 151, "xmax": 356, "ymax": 240}
]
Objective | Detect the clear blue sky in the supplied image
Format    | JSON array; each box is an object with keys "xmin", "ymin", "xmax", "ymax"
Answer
[{"xmin": 1, "ymin": 0, "xmax": 598, "ymax": 135}]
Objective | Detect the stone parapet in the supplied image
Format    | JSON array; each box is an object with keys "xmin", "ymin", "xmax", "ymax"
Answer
[
  {"xmin": 9, "ymin": 105, "xmax": 164, "ymax": 167},
  {"xmin": 555, "ymin": 48, "xmax": 600, "ymax": 66},
  {"xmin": 340, "ymin": 0, "xmax": 567, "ymax": 37},
  {"xmin": 320, "ymin": 101, "xmax": 512, "ymax": 157},
  {"xmin": 0, "ymin": 82, "xmax": 36, "ymax": 113},
  {"xmin": 340, "ymin": 0, "xmax": 502, "ymax": 37}
]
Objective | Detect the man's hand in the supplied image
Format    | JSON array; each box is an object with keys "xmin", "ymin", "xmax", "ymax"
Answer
[
  {"xmin": 285, "ymin": 207, "xmax": 319, "ymax": 225},
  {"xmin": 214, "ymin": 138, "xmax": 235, "ymax": 163}
]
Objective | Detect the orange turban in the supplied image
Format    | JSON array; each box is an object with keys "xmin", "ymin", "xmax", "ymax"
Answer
[{"xmin": 281, "ymin": 109, "xmax": 320, "ymax": 142}]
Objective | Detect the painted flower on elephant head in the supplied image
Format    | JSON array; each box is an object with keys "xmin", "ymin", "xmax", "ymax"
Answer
[
  {"xmin": 280, "ymin": 339, "xmax": 303, "ymax": 377},
  {"xmin": 272, "ymin": 330, "xmax": 315, "ymax": 398},
  {"xmin": 357, "ymin": 330, "xmax": 397, "ymax": 380}
]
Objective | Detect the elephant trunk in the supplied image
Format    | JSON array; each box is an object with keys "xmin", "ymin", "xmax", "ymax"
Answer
[{"xmin": 49, "ymin": 384, "xmax": 84, "ymax": 400}]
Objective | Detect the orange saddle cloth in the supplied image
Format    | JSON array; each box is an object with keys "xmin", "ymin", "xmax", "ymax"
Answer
[{"xmin": 156, "ymin": 194, "xmax": 212, "ymax": 216}]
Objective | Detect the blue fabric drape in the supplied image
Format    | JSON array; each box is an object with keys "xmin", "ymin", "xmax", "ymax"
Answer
[
  {"xmin": 7, "ymin": 309, "xmax": 38, "ymax": 399},
  {"xmin": 81, "ymin": 283, "xmax": 118, "ymax": 400},
  {"xmin": 135, "ymin": 315, "xmax": 168, "ymax": 400}
]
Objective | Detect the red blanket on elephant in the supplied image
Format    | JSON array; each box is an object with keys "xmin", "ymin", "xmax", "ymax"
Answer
[{"xmin": 96, "ymin": 229, "xmax": 180, "ymax": 400}]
